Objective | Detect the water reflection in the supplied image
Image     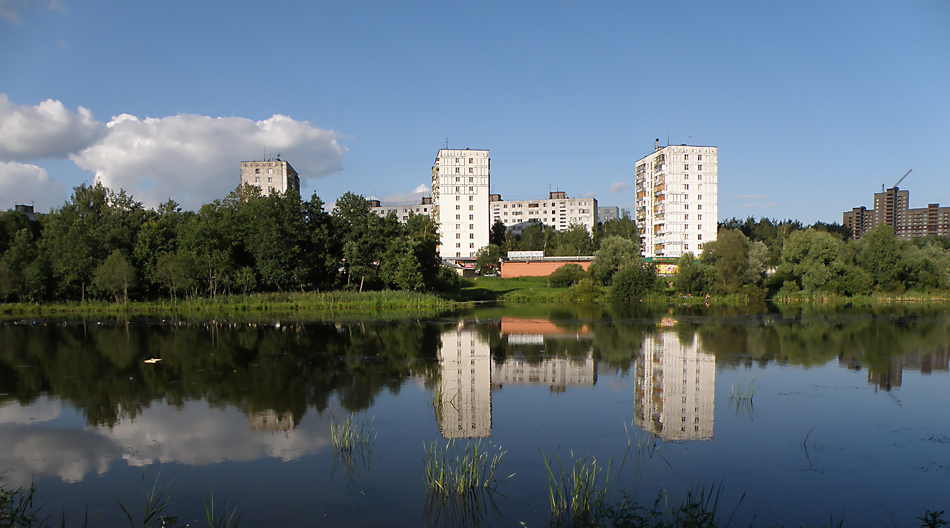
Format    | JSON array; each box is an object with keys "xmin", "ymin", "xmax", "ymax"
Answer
[
  {"xmin": 844, "ymin": 348, "xmax": 950, "ymax": 391},
  {"xmin": 634, "ymin": 330, "xmax": 716, "ymax": 441}
]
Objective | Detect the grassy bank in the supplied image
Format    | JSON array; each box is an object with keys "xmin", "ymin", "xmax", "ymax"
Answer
[{"xmin": 0, "ymin": 290, "xmax": 465, "ymax": 318}]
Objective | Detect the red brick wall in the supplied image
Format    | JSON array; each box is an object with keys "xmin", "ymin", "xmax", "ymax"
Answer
[{"xmin": 500, "ymin": 261, "xmax": 592, "ymax": 278}]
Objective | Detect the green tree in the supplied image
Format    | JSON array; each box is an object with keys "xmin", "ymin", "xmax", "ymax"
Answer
[
  {"xmin": 93, "ymin": 250, "xmax": 136, "ymax": 303},
  {"xmin": 490, "ymin": 219, "xmax": 507, "ymax": 247},
  {"xmin": 548, "ymin": 263, "xmax": 587, "ymax": 287},
  {"xmin": 856, "ymin": 224, "xmax": 904, "ymax": 289},
  {"xmin": 611, "ymin": 262, "xmax": 657, "ymax": 302},
  {"xmin": 701, "ymin": 229, "xmax": 751, "ymax": 294},
  {"xmin": 551, "ymin": 224, "xmax": 594, "ymax": 256},
  {"xmin": 475, "ymin": 245, "xmax": 503, "ymax": 275},
  {"xmin": 599, "ymin": 210, "xmax": 640, "ymax": 247},
  {"xmin": 154, "ymin": 250, "xmax": 199, "ymax": 300},
  {"xmin": 589, "ymin": 236, "xmax": 639, "ymax": 285},
  {"xmin": 673, "ymin": 252, "xmax": 705, "ymax": 294},
  {"xmin": 0, "ymin": 228, "xmax": 48, "ymax": 301}
]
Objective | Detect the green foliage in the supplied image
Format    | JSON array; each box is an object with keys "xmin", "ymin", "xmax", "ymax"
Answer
[
  {"xmin": 674, "ymin": 252, "xmax": 705, "ymax": 295},
  {"xmin": 475, "ymin": 245, "xmax": 502, "ymax": 275},
  {"xmin": 547, "ymin": 263, "xmax": 587, "ymax": 287},
  {"xmin": 856, "ymin": 224, "xmax": 903, "ymax": 289},
  {"xmin": 93, "ymin": 250, "xmax": 136, "ymax": 303},
  {"xmin": 701, "ymin": 229, "xmax": 751, "ymax": 294},
  {"xmin": 611, "ymin": 262, "xmax": 658, "ymax": 302},
  {"xmin": 567, "ymin": 277, "xmax": 601, "ymax": 302},
  {"xmin": 590, "ymin": 236, "xmax": 640, "ymax": 285}
]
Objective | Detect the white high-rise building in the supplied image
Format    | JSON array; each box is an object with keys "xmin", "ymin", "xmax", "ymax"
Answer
[
  {"xmin": 635, "ymin": 144, "xmax": 718, "ymax": 258},
  {"xmin": 431, "ymin": 149, "xmax": 490, "ymax": 260}
]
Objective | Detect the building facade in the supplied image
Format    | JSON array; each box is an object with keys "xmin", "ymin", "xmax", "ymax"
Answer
[
  {"xmin": 490, "ymin": 191, "xmax": 598, "ymax": 235},
  {"xmin": 240, "ymin": 160, "xmax": 300, "ymax": 194},
  {"xmin": 635, "ymin": 144, "xmax": 718, "ymax": 259},
  {"xmin": 598, "ymin": 206, "xmax": 620, "ymax": 223},
  {"xmin": 368, "ymin": 197, "xmax": 433, "ymax": 222},
  {"xmin": 431, "ymin": 149, "xmax": 491, "ymax": 260},
  {"xmin": 843, "ymin": 186, "xmax": 950, "ymax": 240}
]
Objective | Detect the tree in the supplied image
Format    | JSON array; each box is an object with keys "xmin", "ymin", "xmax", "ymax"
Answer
[
  {"xmin": 93, "ymin": 250, "xmax": 135, "ymax": 303},
  {"xmin": 856, "ymin": 224, "xmax": 903, "ymax": 289},
  {"xmin": 673, "ymin": 252, "xmax": 704, "ymax": 294},
  {"xmin": 551, "ymin": 224, "xmax": 594, "ymax": 256},
  {"xmin": 700, "ymin": 229, "xmax": 751, "ymax": 294},
  {"xmin": 589, "ymin": 236, "xmax": 640, "ymax": 285},
  {"xmin": 155, "ymin": 250, "xmax": 198, "ymax": 300},
  {"xmin": 611, "ymin": 262, "xmax": 657, "ymax": 302},
  {"xmin": 475, "ymin": 245, "xmax": 502, "ymax": 275},
  {"xmin": 490, "ymin": 219, "xmax": 507, "ymax": 247},
  {"xmin": 547, "ymin": 264, "xmax": 586, "ymax": 287},
  {"xmin": 598, "ymin": 210, "xmax": 640, "ymax": 249}
]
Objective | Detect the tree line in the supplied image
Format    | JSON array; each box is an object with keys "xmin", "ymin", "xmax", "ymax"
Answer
[
  {"xmin": 0, "ymin": 183, "xmax": 457, "ymax": 303},
  {"xmin": 677, "ymin": 217, "xmax": 950, "ymax": 300}
]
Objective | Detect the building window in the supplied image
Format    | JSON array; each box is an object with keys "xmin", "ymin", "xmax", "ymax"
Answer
[
  {"xmin": 456, "ymin": 214, "xmax": 461, "ymax": 220},
  {"xmin": 469, "ymin": 205, "xmax": 474, "ymax": 210},
  {"xmin": 469, "ymin": 168, "xmax": 474, "ymax": 173},
  {"xmin": 469, "ymin": 196, "xmax": 473, "ymax": 201},
  {"xmin": 456, "ymin": 205, "xmax": 460, "ymax": 210},
  {"xmin": 469, "ymin": 224, "xmax": 474, "ymax": 229},
  {"xmin": 698, "ymin": 154, "xmax": 702, "ymax": 161},
  {"xmin": 684, "ymin": 165, "xmax": 689, "ymax": 170},
  {"xmin": 469, "ymin": 215, "xmax": 474, "ymax": 220},
  {"xmin": 456, "ymin": 233, "xmax": 461, "ymax": 239},
  {"xmin": 698, "ymin": 165, "xmax": 702, "ymax": 171},
  {"xmin": 469, "ymin": 186, "xmax": 474, "ymax": 191},
  {"xmin": 698, "ymin": 234, "xmax": 702, "ymax": 240},
  {"xmin": 685, "ymin": 214, "xmax": 689, "ymax": 220},
  {"xmin": 698, "ymin": 195, "xmax": 702, "ymax": 200},
  {"xmin": 456, "ymin": 168, "xmax": 460, "ymax": 173},
  {"xmin": 255, "ymin": 168, "xmax": 260, "ymax": 174},
  {"xmin": 456, "ymin": 224, "xmax": 460, "ymax": 229},
  {"xmin": 456, "ymin": 177, "xmax": 460, "ymax": 182},
  {"xmin": 698, "ymin": 174, "xmax": 703, "ymax": 180},
  {"xmin": 469, "ymin": 233, "xmax": 474, "ymax": 239},
  {"xmin": 469, "ymin": 243, "xmax": 474, "ymax": 248},
  {"xmin": 684, "ymin": 154, "xmax": 689, "ymax": 160},
  {"xmin": 255, "ymin": 177, "xmax": 260, "ymax": 183},
  {"xmin": 268, "ymin": 168, "xmax": 273, "ymax": 174},
  {"xmin": 456, "ymin": 243, "xmax": 460, "ymax": 248},
  {"xmin": 685, "ymin": 244, "xmax": 689, "ymax": 250},
  {"xmin": 697, "ymin": 214, "xmax": 702, "ymax": 220},
  {"xmin": 685, "ymin": 184, "xmax": 689, "ymax": 190},
  {"xmin": 698, "ymin": 205, "xmax": 702, "ymax": 210},
  {"xmin": 469, "ymin": 158, "xmax": 473, "ymax": 163}
]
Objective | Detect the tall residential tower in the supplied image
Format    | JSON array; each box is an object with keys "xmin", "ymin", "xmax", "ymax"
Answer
[
  {"xmin": 636, "ymin": 144, "xmax": 718, "ymax": 259},
  {"xmin": 240, "ymin": 160, "xmax": 300, "ymax": 194},
  {"xmin": 431, "ymin": 148, "xmax": 490, "ymax": 260}
]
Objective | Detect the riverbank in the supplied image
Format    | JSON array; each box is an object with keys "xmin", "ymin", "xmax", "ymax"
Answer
[{"xmin": 0, "ymin": 290, "xmax": 465, "ymax": 318}]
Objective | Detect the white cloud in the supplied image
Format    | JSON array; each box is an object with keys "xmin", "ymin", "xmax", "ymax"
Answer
[
  {"xmin": 608, "ymin": 182, "xmax": 629, "ymax": 193},
  {"xmin": 0, "ymin": 161, "xmax": 66, "ymax": 210},
  {"xmin": 379, "ymin": 183, "xmax": 430, "ymax": 205},
  {"xmin": 583, "ymin": 191, "xmax": 597, "ymax": 198},
  {"xmin": 0, "ymin": 94, "xmax": 105, "ymax": 160},
  {"xmin": 71, "ymin": 113, "xmax": 346, "ymax": 209}
]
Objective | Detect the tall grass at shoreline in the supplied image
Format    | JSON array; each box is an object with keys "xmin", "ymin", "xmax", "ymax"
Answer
[{"xmin": 0, "ymin": 290, "xmax": 462, "ymax": 317}]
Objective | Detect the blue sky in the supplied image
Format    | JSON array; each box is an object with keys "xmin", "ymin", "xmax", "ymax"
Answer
[{"xmin": 1, "ymin": 0, "xmax": 947, "ymax": 223}]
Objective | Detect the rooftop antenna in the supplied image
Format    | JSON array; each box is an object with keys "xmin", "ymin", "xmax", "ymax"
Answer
[
  {"xmin": 689, "ymin": 135, "xmax": 692, "ymax": 146},
  {"xmin": 667, "ymin": 135, "xmax": 670, "ymax": 146},
  {"xmin": 444, "ymin": 138, "xmax": 450, "ymax": 150},
  {"xmin": 264, "ymin": 147, "xmax": 267, "ymax": 162}
]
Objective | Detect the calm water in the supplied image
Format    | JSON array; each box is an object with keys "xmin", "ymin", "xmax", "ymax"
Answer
[{"xmin": 1, "ymin": 305, "xmax": 948, "ymax": 527}]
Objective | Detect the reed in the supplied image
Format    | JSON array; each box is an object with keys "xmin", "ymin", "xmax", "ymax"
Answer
[
  {"xmin": 728, "ymin": 381, "xmax": 755, "ymax": 406},
  {"xmin": 204, "ymin": 494, "xmax": 240, "ymax": 528},
  {"xmin": 0, "ymin": 481, "xmax": 41, "ymax": 527},
  {"xmin": 330, "ymin": 414, "xmax": 376, "ymax": 456},
  {"xmin": 116, "ymin": 473, "xmax": 178, "ymax": 528},
  {"xmin": 422, "ymin": 440, "xmax": 507, "ymax": 495},
  {"xmin": 541, "ymin": 449, "xmax": 612, "ymax": 524}
]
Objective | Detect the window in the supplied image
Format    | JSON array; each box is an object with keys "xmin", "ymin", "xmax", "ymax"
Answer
[
  {"xmin": 685, "ymin": 205, "xmax": 689, "ymax": 210},
  {"xmin": 697, "ymin": 214, "xmax": 702, "ymax": 220},
  {"xmin": 455, "ymin": 196, "xmax": 460, "ymax": 201},
  {"xmin": 456, "ymin": 168, "xmax": 460, "ymax": 173},
  {"xmin": 255, "ymin": 177, "xmax": 260, "ymax": 183},
  {"xmin": 268, "ymin": 168, "xmax": 273, "ymax": 174},
  {"xmin": 685, "ymin": 184, "xmax": 689, "ymax": 190},
  {"xmin": 469, "ymin": 196, "xmax": 473, "ymax": 201},
  {"xmin": 698, "ymin": 205, "xmax": 702, "ymax": 210},
  {"xmin": 456, "ymin": 233, "xmax": 461, "ymax": 239},
  {"xmin": 469, "ymin": 177, "xmax": 473, "ymax": 182},
  {"xmin": 456, "ymin": 205, "xmax": 460, "ymax": 210},
  {"xmin": 469, "ymin": 205, "xmax": 474, "ymax": 210},
  {"xmin": 469, "ymin": 224, "xmax": 474, "ymax": 229},
  {"xmin": 456, "ymin": 224, "xmax": 460, "ymax": 229},
  {"xmin": 685, "ymin": 214, "xmax": 689, "ymax": 220},
  {"xmin": 698, "ymin": 174, "xmax": 703, "ymax": 180},
  {"xmin": 469, "ymin": 158, "xmax": 473, "ymax": 163},
  {"xmin": 698, "ymin": 195, "xmax": 702, "ymax": 200},
  {"xmin": 469, "ymin": 233, "xmax": 474, "ymax": 239},
  {"xmin": 698, "ymin": 234, "xmax": 702, "ymax": 240},
  {"xmin": 684, "ymin": 154, "xmax": 689, "ymax": 160},
  {"xmin": 685, "ymin": 244, "xmax": 689, "ymax": 250},
  {"xmin": 684, "ymin": 164, "xmax": 689, "ymax": 170},
  {"xmin": 455, "ymin": 177, "xmax": 460, "ymax": 182},
  {"xmin": 698, "ymin": 165, "xmax": 702, "ymax": 171},
  {"xmin": 697, "ymin": 154, "xmax": 702, "ymax": 161},
  {"xmin": 469, "ymin": 168, "xmax": 474, "ymax": 173},
  {"xmin": 268, "ymin": 177, "xmax": 273, "ymax": 183},
  {"xmin": 254, "ymin": 168, "xmax": 260, "ymax": 174},
  {"xmin": 469, "ymin": 186, "xmax": 474, "ymax": 191},
  {"xmin": 469, "ymin": 243, "xmax": 474, "ymax": 248}
]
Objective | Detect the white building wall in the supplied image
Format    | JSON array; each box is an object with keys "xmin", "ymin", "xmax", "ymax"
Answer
[
  {"xmin": 635, "ymin": 145, "xmax": 718, "ymax": 259},
  {"xmin": 490, "ymin": 196, "xmax": 598, "ymax": 234},
  {"xmin": 371, "ymin": 203, "xmax": 433, "ymax": 222},
  {"xmin": 432, "ymin": 149, "xmax": 490, "ymax": 260}
]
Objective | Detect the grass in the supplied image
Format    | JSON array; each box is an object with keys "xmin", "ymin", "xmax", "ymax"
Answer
[
  {"xmin": 541, "ymin": 449, "xmax": 612, "ymax": 525},
  {"xmin": 728, "ymin": 380, "xmax": 756, "ymax": 419},
  {"xmin": 0, "ymin": 290, "xmax": 464, "ymax": 318},
  {"xmin": 329, "ymin": 414, "xmax": 377, "ymax": 481},
  {"xmin": 1, "ymin": 481, "xmax": 41, "ymax": 527},
  {"xmin": 603, "ymin": 484, "xmax": 745, "ymax": 528},
  {"xmin": 422, "ymin": 439, "xmax": 508, "ymax": 495}
]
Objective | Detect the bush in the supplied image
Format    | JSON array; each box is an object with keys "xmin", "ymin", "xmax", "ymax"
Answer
[
  {"xmin": 567, "ymin": 277, "xmax": 601, "ymax": 302},
  {"xmin": 611, "ymin": 262, "xmax": 657, "ymax": 302},
  {"xmin": 548, "ymin": 264, "xmax": 587, "ymax": 288}
]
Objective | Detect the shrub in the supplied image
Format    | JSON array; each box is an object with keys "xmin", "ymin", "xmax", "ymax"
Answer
[
  {"xmin": 567, "ymin": 277, "xmax": 601, "ymax": 302},
  {"xmin": 548, "ymin": 264, "xmax": 587, "ymax": 288},
  {"xmin": 611, "ymin": 262, "xmax": 657, "ymax": 302}
]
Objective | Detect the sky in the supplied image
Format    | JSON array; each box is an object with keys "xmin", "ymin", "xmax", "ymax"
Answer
[{"xmin": 0, "ymin": 0, "xmax": 948, "ymax": 223}]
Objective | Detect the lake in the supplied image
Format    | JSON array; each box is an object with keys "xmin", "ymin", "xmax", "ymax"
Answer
[{"xmin": 1, "ymin": 304, "xmax": 948, "ymax": 527}]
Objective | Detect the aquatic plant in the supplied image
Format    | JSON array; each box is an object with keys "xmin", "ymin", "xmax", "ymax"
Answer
[
  {"xmin": 330, "ymin": 414, "xmax": 377, "ymax": 455},
  {"xmin": 204, "ymin": 494, "xmax": 240, "ymax": 528},
  {"xmin": 602, "ymin": 484, "xmax": 745, "ymax": 528},
  {"xmin": 423, "ymin": 439, "xmax": 507, "ymax": 495},
  {"xmin": 541, "ymin": 449, "xmax": 612, "ymax": 524},
  {"xmin": 116, "ymin": 473, "xmax": 178, "ymax": 528},
  {"xmin": 0, "ymin": 481, "xmax": 41, "ymax": 527}
]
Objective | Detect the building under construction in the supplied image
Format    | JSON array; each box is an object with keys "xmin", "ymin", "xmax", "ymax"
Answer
[{"xmin": 843, "ymin": 171, "xmax": 950, "ymax": 240}]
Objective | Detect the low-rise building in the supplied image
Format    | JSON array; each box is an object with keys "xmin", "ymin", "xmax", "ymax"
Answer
[
  {"xmin": 490, "ymin": 191, "xmax": 598, "ymax": 235},
  {"xmin": 369, "ymin": 197, "xmax": 433, "ymax": 222}
]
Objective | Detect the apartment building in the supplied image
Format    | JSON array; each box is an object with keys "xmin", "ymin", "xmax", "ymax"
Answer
[
  {"xmin": 843, "ymin": 186, "xmax": 950, "ymax": 239},
  {"xmin": 431, "ymin": 148, "xmax": 491, "ymax": 260},
  {"xmin": 368, "ymin": 197, "xmax": 433, "ymax": 222},
  {"xmin": 636, "ymin": 143, "xmax": 718, "ymax": 258},
  {"xmin": 598, "ymin": 206, "xmax": 620, "ymax": 223},
  {"xmin": 490, "ymin": 191, "xmax": 598, "ymax": 235},
  {"xmin": 240, "ymin": 160, "xmax": 300, "ymax": 194}
]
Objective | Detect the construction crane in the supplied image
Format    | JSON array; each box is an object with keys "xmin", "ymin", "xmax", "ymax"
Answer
[{"xmin": 893, "ymin": 169, "xmax": 912, "ymax": 188}]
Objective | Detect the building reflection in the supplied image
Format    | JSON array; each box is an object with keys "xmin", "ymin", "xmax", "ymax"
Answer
[
  {"xmin": 634, "ymin": 330, "xmax": 716, "ymax": 441},
  {"xmin": 247, "ymin": 406, "xmax": 296, "ymax": 432},
  {"xmin": 844, "ymin": 349, "xmax": 950, "ymax": 391},
  {"xmin": 435, "ymin": 318, "xmax": 596, "ymax": 438}
]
